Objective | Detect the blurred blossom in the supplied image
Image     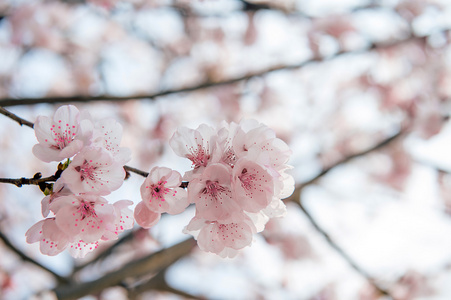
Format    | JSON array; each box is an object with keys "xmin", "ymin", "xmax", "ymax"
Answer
[{"xmin": 2, "ymin": 0, "xmax": 451, "ymax": 299}]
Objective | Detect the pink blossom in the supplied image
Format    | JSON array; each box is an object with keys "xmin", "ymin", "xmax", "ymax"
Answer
[
  {"xmin": 52, "ymin": 194, "xmax": 117, "ymax": 243},
  {"xmin": 68, "ymin": 240, "xmax": 100, "ymax": 258},
  {"xmin": 231, "ymin": 119, "xmax": 277, "ymax": 159},
  {"xmin": 92, "ymin": 118, "xmax": 131, "ymax": 164},
  {"xmin": 27, "ymin": 195, "xmax": 133, "ymax": 258},
  {"xmin": 25, "ymin": 218, "xmax": 70, "ymax": 256},
  {"xmin": 232, "ymin": 158, "xmax": 274, "ymax": 213},
  {"xmin": 54, "ymin": 195, "xmax": 132, "ymax": 241},
  {"xmin": 217, "ymin": 121, "xmax": 244, "ymax": 167},
  {"xmin": 41, "ymin": 179, "xmax": 72, "ymax": 218},
  {"xmin": 61, "ymin": 147, "xmax": 125, "ymax": 195},
  {"xmin": 184, "ymin": 217, "xmax": 256, "ymax": 258},
  {"xmin": 175, "ymin": 119, "xmax": 294, "ymax": 257},
  {"xmin": 169, "ymin": 124, "xmax": 219, "ymax": 180},
  {"xmin": 134, "ymin": 167, "xmax": 189, "ymax": 228},
  {"xmin": 134, "ymin": 202, "xmax": 161, "ymax": 229},
  {"xmin": 32, "ymin": 105, "xmax": 92, "ymax": 162},
  {"xmin": 140, "ymin": 167, "xmax": 189, "ymax": 215},
  {"xmin": 189, "ymin": 163, "xmax": 241, "ymax": 223}
]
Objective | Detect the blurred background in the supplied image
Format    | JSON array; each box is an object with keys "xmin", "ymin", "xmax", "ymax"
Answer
[{"xmin": 1, "ymin": 0, "xmax": 451, "ymax": 299}]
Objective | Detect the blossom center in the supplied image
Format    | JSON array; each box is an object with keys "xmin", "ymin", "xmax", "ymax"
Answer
[
  {"xmin": 238, "ymin": 168, "xmax": 255, "ymax": 190},
  {"xmin": 75, "ymin": 160, "xmax": 97, "ymax": 181},
  {"xmin": 77, "ymin": 200, "xmax": 97, "ymax": 219},
  {"xmin": 203, "ymin": 180, "xmax": 226, "ymax": 199},
  {"xmin": 50, "ymin": 123, "xmax": 75, "ymax": 149},
  {"xmin": 150, "ymin": 180, "xmax": 169, "ymax": 201},
  {"xmin": 222, "ymin": 147, "xmax": 237, "ymax": 167},
  {"xmin": 186, "ymin": 145, "xmax": 210, "ymax": 169}
]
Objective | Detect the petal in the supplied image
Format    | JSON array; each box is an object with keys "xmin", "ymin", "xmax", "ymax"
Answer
[
  {"xmin": 189, "ymin": 164, "xmax": 241, "ymax": 222},
  {"xmin": 68, "ymin": 240, "xmax": 99, "ymax": 258},
  {"xmin": 32, "ymin": 144, "xmax": 61, "ymax": 163},
  {"xmin": 232, "ymin": 158, "xmax": 274, "ymax": 213},
  {"xmin": 59, "ymin": 139, "xmax": 84, "ymax": 159},
  {"xmin": 134, "ymin": 202, "xmax": 161, "ymax": 229},
  {"xmin": 41, "ymin": 196, "xmax": 51, "ymax": 218},
  {"xmin": 34, "ymin": 116, "xmax": 55, "ymax": 145},
  {"xmin": 53, "ymin": 105, "xmax": 80, "ymax": 127},
  {"xmin": 197, "ymin": 222, "xmax": 226, "ymax": 254},
  {"xmin": 113, "ymin": 200, "xmax": 134, "ymax": 231},
  {"xmin": 26, "ymin": 220, "xmax": 45, "ymax": 244},
  {"xmin": 114, "ymin": 147, "xmax": 131, "ymax": 164},
  {"xmin": 163, "ymin": 188, "xmax": 189, "ymax": 215},
  {"xmin": 55, "ymin": 205, "xmax": 81, "ymax": 237}
]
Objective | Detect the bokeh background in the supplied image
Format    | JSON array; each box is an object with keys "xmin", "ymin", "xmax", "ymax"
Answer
[{"xmin": 1, "ymin": 0, "xmax": 451, "ymax": 299}]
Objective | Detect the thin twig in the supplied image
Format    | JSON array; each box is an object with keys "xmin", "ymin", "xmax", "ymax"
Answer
[
  {"xmin": 282, "ymin": 131, "xmax": 404, "ymax": 298},
  {"xmin": 296, "ymin": 201, "xmax": 393, "ymax": 297},
  {"xmin": 297, "ymin": 130, "xmax": 404, "ymax": 190},
  {"xmin": 72, "ymin": 229, "xmax": 140, "ymax": 273},
  {"xmin": 54, "ymin": 238, "xmax": 196, "ymax": 300},
  {"xmin": 124, "ymin": 165, "xmax": 149, "ymax": 178},
  {"xmin": 0, "ymin": 33, "xmax": 434, "ymax": 108},
  {"xmin": 0, "ymin": 230, "xmax": 69, "ymax": 284},
  {"xmin": 124, "ymin": 165, "xmax": 189, "ymax": 189},
  {"xmin": 0, "ymin": 175, "xmax": 58, "ymax": 187},
  {"xmin": 127, "ymin": 267, "xmax": 203, "ymax": 300},
  {"xmin": 0, "ymin": 106, "xmax": 34, "ymax": 128}
]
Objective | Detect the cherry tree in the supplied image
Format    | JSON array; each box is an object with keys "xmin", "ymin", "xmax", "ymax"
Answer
[{"xmin": 1, "ymin": 0, "xmax": 451, "ymax": 299}]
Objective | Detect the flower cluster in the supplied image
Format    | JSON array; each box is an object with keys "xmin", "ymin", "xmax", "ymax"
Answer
[
  {"xmin": 25, "ymin": 106, "xmax": 293, "ymax": 259},
  {"xmin": 168, "ymin": 119, "xmax": 294, "ymax": 258},
  {"xmin": 26, "ymin": 105, "xmax": 133, "ymax": 258},
  {"xmin": 134, "ymin": 167, "xmax": 189, "ymax": 228}
]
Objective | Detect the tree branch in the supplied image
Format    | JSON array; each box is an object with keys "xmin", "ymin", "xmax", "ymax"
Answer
[
  {"xmin": 297, "ymin": 130, "xmax": 404, "ymax": 190},
  {"xmin": 282, "ymin": 131, "xmax": 404, "ymax": 298},
  {"xmin": 0, "ymin": 175, "xmax": 58, "ymax": 187},
  {"xmin": 124, "ymin": 165, "xmax": 149, "ymax": 178},
  {"xmin": 0, "ymin": 33, "xmax": 433, "ymax": 108},
  {"xmin": 127, "ymin": 267, "xmax": 203, "ymax": 300},
  {"xmin": 295, "ymin": 201, "xmax": 393, "ymax": 297},
  {"xmin": 72, "ymin": 228, "xmax": 141, "ymax": 273},
  {"xmin": 54, "ymin": 238, "xmax": 196, "ymax": 300},
  {"xmin": 0, "ymin": 230, "xmax": 69, "ymax": 284},
  {"xmin": 0, "ymin": 106, "xmax": 34, "ymax": 128}
]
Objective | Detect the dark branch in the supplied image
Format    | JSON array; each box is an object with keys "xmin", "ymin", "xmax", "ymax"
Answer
[
  {"xmin": 54, "ymin": 238, "xmax": 196, "ymax": 300},
  {"xmin": 282, "ymin": 130, "xmax": 404, "ymax": 298},
  {"xmin": 124, "ymin": 165, "xmax": 189, "ymax": 189},
  {"xmin": 297, "ymin": 130, "xmax": 404, "ymax": 190},
  {"xmin": 295, "ymin": 201, "xmax": 392, "ymax": 297},
  {"xmin": 0, "ymin": 106, "xmax": 34, "ymax": 128},
  {"xmin": 72, "ymin": 229, "xmax": 141, "ymax": 273},
  {"xmin": 0, "ymin": 230, "xmax": 69, "ymax": 284},
  {"xmin": 124, "ymin": 165, "xmax": 149, "ymax": 178},
  {"xmin": 0, "ymin": 175, "xmax": 58, "ymax": 187},
  {"xmin": 0, "ymin": 33, "xmax": 432, "ymax": 108},
  {"xmin": 127, "ymin": 267, "xmax": 202, "ymax": 299}
]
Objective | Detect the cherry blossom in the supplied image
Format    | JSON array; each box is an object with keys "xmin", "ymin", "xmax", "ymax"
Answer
[
  {"xmin": 140, "ymin": 167, "xmax": 188, "ymax": 214},
  {"xmin": 25, "ymin": 218, "xmax": 70, "ymax": 256},
  {"xmin": 171, "ymin": 119, "xmax": 294, "ymax": 256},
  {"xmin": 134, "ymin": 167, "xmax": 189, "ymax": 228},
  {"xmin": 169, "ymin": 124, "xmax": 219, "ymax": 180},
  {"xmin": 91, "ymin": 118, "xmax": 131, "ymax": 164},
  {"xmin": 32, "ymin": 105, "xmax": 92, "ymax": 162},
  {"xmin": 184, "ymin": 216, "xmax": 256, "ymax": 258},
  {"xmin": 27, "ymin": 195, "xmax": 133, "ymax": 258},
  {"xmin": 232, "ymin": 158, "xmax": 274, "ymax": 213},
  {"xmin": 189, "ymin": 163, "xmax": 241, "ymax": 223},
  {"xmin": 51, "ymin": 194, "xmax": 117, "ymax": 243},
  {"xmin": 40, "ymin": 179, "xmax": 72, "ymax": 218},
  {"xmin": 61, "ymin": 147, "xmax": 125, "ymax": 195},
  {"xmin": 134, "ymin": 202, "xmax": 161, "ymax": 229}
]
